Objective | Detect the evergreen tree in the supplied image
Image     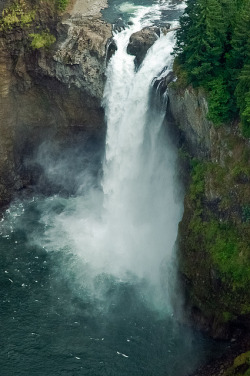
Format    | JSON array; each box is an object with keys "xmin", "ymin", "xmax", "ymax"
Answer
[
  {"xmin": 174, "ymin": 0, "xmax": 227, "ymax": 85},
  {"xmin": 173, "ymin": 0, "xmax": 198, "ymax": 64},
  {"xmin": 173, "ymin": 0, "xmax": 250, "ymax": 134},
  {"xmin": 236, "ymin": 63, "xmax": 250, "ymax": 137}
]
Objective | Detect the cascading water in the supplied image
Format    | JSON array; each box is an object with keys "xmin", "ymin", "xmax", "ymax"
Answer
[
  {"xmin": 33, "ymin": 3, "xmax": 183, "ymax": 313},
  {"xmin": 0, "ymin": 2, "xmax": 221, "ymax": 375},
  {"xmin": 100, "ymin": 8, "xmax": 182, "ymax": 306}
]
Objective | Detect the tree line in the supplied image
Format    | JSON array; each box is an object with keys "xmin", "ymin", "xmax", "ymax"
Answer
[{"xmin": 173, "ymin": 0, "xmax": 250, "ymax": 137}]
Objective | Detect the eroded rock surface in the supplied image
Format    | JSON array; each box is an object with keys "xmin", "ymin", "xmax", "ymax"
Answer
[{"xmin": 39, "ymin": 14, "xmax": 112, "ymax": 100}]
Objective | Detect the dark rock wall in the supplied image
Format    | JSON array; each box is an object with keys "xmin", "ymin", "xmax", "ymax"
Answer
[{"xmin": 168, "ymin": 84, "xmax": 250, "ymax": 339}]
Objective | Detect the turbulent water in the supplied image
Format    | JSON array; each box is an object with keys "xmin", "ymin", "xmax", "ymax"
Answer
[{"xmin": 0, "ymin": 1, "xmax": 220, "ymax": 375}]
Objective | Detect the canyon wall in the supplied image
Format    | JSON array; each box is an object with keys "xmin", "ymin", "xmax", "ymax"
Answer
[
  {"xmin": 0, "ymin": 0, "xmax": 111, "ymax": 205},
  {"xmin": 168, "ymin": 84, "xmax": 250, "ymax": 339}
]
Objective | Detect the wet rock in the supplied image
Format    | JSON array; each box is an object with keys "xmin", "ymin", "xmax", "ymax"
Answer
[
  {"xmin": 153, "ymin": 71, "xmax": 176, "ymax": 95},
  {"xmin": 106, "ymin": 37, "xmax": 117, "ymax": 63},
  {"xmin": 113, "ymin": 18, "xmax": 126, "ymax": 32},
  {"xmin": 127, "ymin": 26, "xmax": 160, "ymax": 68}
]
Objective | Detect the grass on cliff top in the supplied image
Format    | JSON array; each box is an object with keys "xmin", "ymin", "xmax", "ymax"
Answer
[{"xmin": 0, "ymin": 0, "xmax": 58, "ymax": 49}]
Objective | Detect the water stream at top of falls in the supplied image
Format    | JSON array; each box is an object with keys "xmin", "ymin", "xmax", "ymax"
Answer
[{"xmin": 0, "ymin": 1, "xmax": 224, "ymax": 375}]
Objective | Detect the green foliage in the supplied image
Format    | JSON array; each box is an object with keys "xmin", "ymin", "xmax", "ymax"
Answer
[
  {"xmin": 223, "ymin": 351, "xmax": 250, "ymax": 376},
  {"xmin": 29, "ymin": 30, "xmax": 56, "ymax": 49},
  {"xmin": 56, "ymin": 0, "xmax": 69, "ymax": 11},
  {"xmin": 187, "ymin": 157, "xmax": 250, "ymax": 293},
  {"xmin": 172, "ymin": 58, "xmax": 188, "ymax": 88},
  {"xmin": 174, "ymin": 0, "xmax": 250, "ymax": 136},
  {"xmin": 189, "ymin": 159, "xmax": 206, "ymax": 201},
  {"xmin": 208, "ymin": 222, "xmax": 250, "ymax": 288},
  {"xmin": 231, "ymin": 163, "xmax": 250, "ymax": 181},
  {"xmin": 0, "ymin": 0, "xmax": 35, "ymax": 31},
  {"xmin": 189, "ymin": 214, "xmax": 250, "ymax": 290},
  {"xmin": 207, "ymin": 77, "xmax": 231, "ymax": 125}
]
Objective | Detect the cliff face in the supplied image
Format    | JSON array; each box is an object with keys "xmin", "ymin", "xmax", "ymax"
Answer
[
  {"xmin": 0, "ymin": 1, "xmax": 112, "ymax": 206},
  {"xmin": 168, "ymin": 85, "xmax": 250, "ymax": 339},
  {"xmin": 168, "ymin": 86, "xmax": 214, "ymax": 159}
]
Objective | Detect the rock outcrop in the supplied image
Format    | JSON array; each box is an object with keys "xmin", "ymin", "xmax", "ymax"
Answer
[
  {"xmin": 168, "ymin": 85, "xmax": 214, "ymax": 158},
  {"xmin": 127, "ymin": 24, "xmax": 171, "ymax": 68},
  {"xmin": 38, "ymin": 14, "xmax": 112, "ymax": 100},
  {"xmin": 127, "ymin": 26, "xmax": 160, "ymax": 68},
  {"xmin": 0, "ymin": 1, "xmax": 112, "ymax": 207}
]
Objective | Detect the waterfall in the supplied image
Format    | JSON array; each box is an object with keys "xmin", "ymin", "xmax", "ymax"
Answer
[
  {"xmin": 25, "ymin": 1, "xmax": 184, "ymax": 315},
  {"xmin": 100, "ymin": 7, "xmax": 183, "ymax": 303},
  {"xmin": 0, "ymin": 3, "xmax": 219, "ymax": 375}
]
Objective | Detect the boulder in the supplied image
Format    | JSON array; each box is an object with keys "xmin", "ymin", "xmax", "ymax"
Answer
[{"xmin": 127, "ymin": 26, "xmax": 160, "ymax": 68}]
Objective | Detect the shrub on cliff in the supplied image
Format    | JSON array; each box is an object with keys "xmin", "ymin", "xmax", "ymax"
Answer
[{"xmin": 29, "ymin": 30, "xmax": 56, "ymax": 49}]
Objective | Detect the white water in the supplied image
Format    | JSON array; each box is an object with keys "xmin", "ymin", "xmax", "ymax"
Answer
[
  {"xmin": 101, "ymin": 9, "xmax": 182, "ymax": 286},
  {"xmin": 11, "ymin": 1, "xmax": 184, "ymax": 314}
]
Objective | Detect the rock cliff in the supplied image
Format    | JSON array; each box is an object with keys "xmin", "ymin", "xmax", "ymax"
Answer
[
  {"xmin": 168, "ymin": 83, "xmax": 250, "ymax": 339},
  {"xmin": 0, "ymin": 0, "xmax": 111, "ymax": 206}
]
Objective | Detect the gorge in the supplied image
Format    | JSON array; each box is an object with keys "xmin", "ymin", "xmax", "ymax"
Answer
[{"xmin": 0, "ymin": 0, "xmax": 249, "ymax": 375}]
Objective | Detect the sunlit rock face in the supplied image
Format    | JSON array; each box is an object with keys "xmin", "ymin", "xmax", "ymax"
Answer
[{"xmin": 0, "ymin": 8, "xmax": 111, "ymax": 207}]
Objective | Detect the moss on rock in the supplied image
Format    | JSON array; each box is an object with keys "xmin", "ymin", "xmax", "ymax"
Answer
[{"xmin": 223, "ymin": 351, "xmax": 250, "ymax": 376}]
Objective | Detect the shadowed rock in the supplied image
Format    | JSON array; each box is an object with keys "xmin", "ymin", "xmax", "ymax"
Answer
[{"xmin": 153, "ymin": 71, "xmax": 176, "ymax": 95}]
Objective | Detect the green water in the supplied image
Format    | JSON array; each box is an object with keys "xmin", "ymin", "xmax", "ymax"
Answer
[{"xmin": 0, "ymin": 199, "xmax": 221, "ymax": 376}]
